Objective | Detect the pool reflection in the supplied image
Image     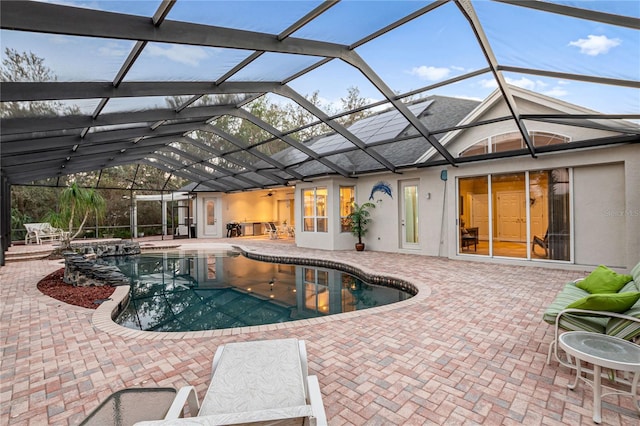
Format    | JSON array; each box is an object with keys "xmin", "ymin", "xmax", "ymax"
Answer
[{"xmin": 102, "ymin": 251, "xmax": 411, "ymax": 332}]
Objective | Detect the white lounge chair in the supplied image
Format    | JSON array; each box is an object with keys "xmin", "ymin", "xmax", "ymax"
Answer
[
  {"xmin": 264, "ymin": 222, "xmax": 279, "ymax": 239},
  {"xmin": 134, "ymin": 338, "xmax": 327, "ymax": 426}
]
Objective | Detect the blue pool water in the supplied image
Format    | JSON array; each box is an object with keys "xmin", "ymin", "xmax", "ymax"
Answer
[{"xmin": 105, "ymin": 250, "xmax": 413, "ymax": 332}]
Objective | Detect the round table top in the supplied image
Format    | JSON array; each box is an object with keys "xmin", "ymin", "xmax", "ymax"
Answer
[{"xmin": 559, "ymin": 331, "xmax": 640, "ymax": 371}]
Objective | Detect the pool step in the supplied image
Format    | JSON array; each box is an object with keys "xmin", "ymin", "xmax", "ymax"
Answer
[{"xmin": 4, "ymin": 248, "xmax": 54, "ymax": 263}]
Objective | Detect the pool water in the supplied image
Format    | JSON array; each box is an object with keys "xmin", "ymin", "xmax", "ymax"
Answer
[{"xmin": 106, "ymin": 250, "xmax": 412, "ymax": 332}]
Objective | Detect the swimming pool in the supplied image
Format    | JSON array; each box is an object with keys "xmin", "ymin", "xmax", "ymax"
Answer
[{"xmin": 106, "ymin": 250, "xmax": 413, "ymax": 332}]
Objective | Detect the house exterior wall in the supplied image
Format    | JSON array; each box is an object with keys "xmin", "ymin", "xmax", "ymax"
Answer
[{"xmin": 188, "ymin": 88, "xmax": 639, "ymax": 272}]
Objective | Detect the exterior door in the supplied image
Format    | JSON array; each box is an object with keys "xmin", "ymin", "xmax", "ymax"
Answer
[
  {"xmin": 400, "ymin": 181, "xmax": 419, "ymax": 249},
  {"xmin": 203, "ymin": 198, "xmax": 218, "ymax": 237}
]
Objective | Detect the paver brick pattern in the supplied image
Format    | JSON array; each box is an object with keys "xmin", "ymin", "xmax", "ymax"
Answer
[{"xmin": 1, "ymin": 239, "xmax": 638, "ymax": 425}]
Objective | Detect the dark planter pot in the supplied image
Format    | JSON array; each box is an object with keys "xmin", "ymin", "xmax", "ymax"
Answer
[{"xmin": 355, "ymin": 242, "xmax": 365, "ymax": 251}]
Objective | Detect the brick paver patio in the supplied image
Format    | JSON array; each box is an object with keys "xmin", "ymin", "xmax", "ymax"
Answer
[{"xmin": 1, "ymin": 238, "xmax": 638, "ymax": 425}]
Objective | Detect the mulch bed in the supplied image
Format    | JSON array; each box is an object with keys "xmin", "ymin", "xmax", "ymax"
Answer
[{"xmin": 37, "ymin": 268, "xmax": 115, "ymax": 309}]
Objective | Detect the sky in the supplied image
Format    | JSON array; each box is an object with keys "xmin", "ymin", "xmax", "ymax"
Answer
[{"xmin": 1, "ymin": 0, "xmax": 638, "ymax": 116}]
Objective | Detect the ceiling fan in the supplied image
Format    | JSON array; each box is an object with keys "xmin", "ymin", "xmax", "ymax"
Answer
[{"xmin": 261, "ymin": 189, "xmax": 295, "ymax": 197}]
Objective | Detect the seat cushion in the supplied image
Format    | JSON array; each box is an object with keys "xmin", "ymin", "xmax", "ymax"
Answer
[
  {"xmin": 544, "ymin": 282, "xmax": 608, "ymax": 334},
  {"xmin": 575, "ymin": 265, "xmax": 633, "ymax": 294}
]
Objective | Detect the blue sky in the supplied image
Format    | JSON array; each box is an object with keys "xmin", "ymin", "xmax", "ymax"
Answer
[{"xmin": 1, "ymin": 0, "xmax": 638, "ymax": 116}]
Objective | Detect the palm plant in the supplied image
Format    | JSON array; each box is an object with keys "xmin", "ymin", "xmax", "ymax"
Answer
[
  {"xmin": 348, "ymin": 202, "xmax": 375, "ymax": 250},
  {"xmin": 46, "ymin": 183, "xmax": 106, "ymax": 249}
]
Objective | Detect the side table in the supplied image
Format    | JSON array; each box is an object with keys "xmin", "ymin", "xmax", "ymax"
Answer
[
  {"xmin": 80, "ymin": 387, "xmax": 177, "ymax": 426},
  {"xmin": 559, "ymin": 331, "xmax": 640, "ymax": 423}
]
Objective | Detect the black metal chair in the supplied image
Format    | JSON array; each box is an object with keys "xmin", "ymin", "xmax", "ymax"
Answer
[{"xmin": 532, "ymin": 230, "xmax": 549, "ymax": 257}]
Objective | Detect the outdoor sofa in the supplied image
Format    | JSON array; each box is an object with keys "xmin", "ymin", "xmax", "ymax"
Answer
[
  {"xmin": 23, "ymin": 222, "xmax": 65, "ymax": 245},
  {"xmin": 544, "ymin": 261, "xmax": 640, "ymax": 363}
]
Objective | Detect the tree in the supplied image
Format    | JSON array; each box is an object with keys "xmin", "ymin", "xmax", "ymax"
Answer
[
  {"xmin": 0, "ymin": 48, "xmax": 79, "ymax": 117},
  {"xmin": 46, "ymin": 183, "xmax": 106, "ymax": 249},
  {"xmin": 338, "ymin": 86, "xmax": 371, "ymax": 127}
]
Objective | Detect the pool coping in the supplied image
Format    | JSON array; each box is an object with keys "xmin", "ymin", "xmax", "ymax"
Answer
[{"xmin": 91, "ymin": 243, "xmax": 432, "ymax": 340}]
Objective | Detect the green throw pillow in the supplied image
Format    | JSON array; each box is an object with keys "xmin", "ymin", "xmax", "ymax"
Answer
[
  {"xmin": 566, "ymin": 292, "xmax": 640, "ymax": 313},
  {"xmin": 575, "ymin": 265, "xmax": 633, "ymax": 294}
]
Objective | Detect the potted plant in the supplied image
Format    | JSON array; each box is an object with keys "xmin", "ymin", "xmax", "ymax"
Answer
[{"xmin": 348, "ymin": 202, "xmax": 375, "ymax": 251}]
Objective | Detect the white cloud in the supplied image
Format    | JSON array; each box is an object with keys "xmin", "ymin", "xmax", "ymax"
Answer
[
  {"xmin": 479, "ymin": 78, "xmax": 568, "ymax": 97},
  {"xmin": 146, "ymin": 44, "xmax": 209, "ymax": 66},
  {"xmin": 543, "ymin": 87, "xmax": 569, "ymax": 97},
  {"xmin": 479, "ymin": 79, "xmax": 498, "ymax": 89},
  {"xmin": 98, "ymin": 42, "xmax": 130, "ymax": 57},
  {"xmin": 569, "ymin": 35, "xmax": 621, "ymax": 56},
  {"xmin": 408, "ymin": 65, "xmax": 451, "ymax": 81}
]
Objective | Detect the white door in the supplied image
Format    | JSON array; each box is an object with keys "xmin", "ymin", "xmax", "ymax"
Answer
[
  {"xmin": 400, "ymin": 181, "xmax": 419, "ymax": 249},
  {"xmin": 496, "ymin": 191, "xmax": 526, "ymax": 241},
  {"xmin": 470, "ymin": 194, "xmax": 489, "ymax": 240},
  {"xmin": 203, "ymin": 198, "xmax": 218, "ymax": 237}
]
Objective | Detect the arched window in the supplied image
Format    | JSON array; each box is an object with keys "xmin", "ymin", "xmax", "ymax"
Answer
[{"xmin": 459, "ymin": 132, "xmax": 570, "ymax": 158}]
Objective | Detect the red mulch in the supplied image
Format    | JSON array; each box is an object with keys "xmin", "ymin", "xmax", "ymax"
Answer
[{"xmin": 37, "ymin": 268, "xmax": 115, "ymax": 309}]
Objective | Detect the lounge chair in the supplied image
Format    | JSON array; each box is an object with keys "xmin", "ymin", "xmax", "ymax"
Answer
[
  {"xmin": 264, "ymin": 222, "xmax": 279, "ymax": 239},
  {"xmin": 134, "ymin": 338, "xmax": 327, "ymax": 426}
]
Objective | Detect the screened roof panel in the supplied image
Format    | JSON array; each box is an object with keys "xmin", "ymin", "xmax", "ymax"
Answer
[
  {"xmin": 475, "ymin": 1, "xmax": 640, "ymax": 82},
  {"xmin": 0, "ymin": 30, "xmax": 134, "ymax": 82},
  {"xmin": 192, "ymin": 94, "xmax": 256, "ymax": 108},
  {"xmin": 308, "ymin": 133, "xmax": 350, "ymax": 155},
  {"xmin": 545, "ymin": 0, "xmax": 640, "ymax": 16},
  {"xmin": 187, "ymin": 130, "xmax": 240, "ymax": 153},
  {"xmin": 286, "ymin": 58, "xmax": 385, "ymax": 116},
  {"xmin": 355, "ymin": 1, "xmax": 489, "ymax": 96},
  {"xmin": 227, "ymin": 52, "xmax": 326, "ymax": 82},
  {"xmin": 504, "ymin": 72, "xmax": 640, "ymax": 116},
  {"xmin": 290, "ymin": 0, "xmax": 427, "ymax": 45},
  {"xmin": 45, "ymin": 0, "xmax": 159, "ymax": 16},
  {"xmin": 241, "ymin": 171, "xmax": 274, "ymax": 187},
  {"xmin": 0, "ymin": 0, "xmax": 637, "ymax": 190},
  {"xmin": 169, "ymin": 141, "xmax": 214, "ymax": 160},
  {"xmin": 124, "ymin": 43, "xmax": 254, "ymax": 82},
  {"xmin": 204, "ymin": 157, "xmax": 245, "ymax": 173},
  {"xmin": 167, "ymin": 0, "xmax": 324, "ymax": 34},
  {"xmin": 100, "ymin": 96, "xmax": 174, "ymax": 114},
  {"xmin": 288, "ymin": 159, "xmax": 335, "ymax": 177}
]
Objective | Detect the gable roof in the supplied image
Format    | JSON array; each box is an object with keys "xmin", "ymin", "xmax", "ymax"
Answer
[{"xmin": 415, "ymin": 85, "xmax": 640, "ymax": 164}]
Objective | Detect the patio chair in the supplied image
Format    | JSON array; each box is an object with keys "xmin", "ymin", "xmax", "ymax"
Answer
[
  {"xmin": 264, "ymin": 222, "xmax": 279, "ymax": 239},
  {"xmin": 461, "ymin": 227, "xmax": 478, "ymax": 251},
  {"xmin": 134, "ymin": 338, "xmax": 327, "ymax": 425},
  {"xmin": 532, "ymin": 230, "xmax": 548, "ymax": 257}
]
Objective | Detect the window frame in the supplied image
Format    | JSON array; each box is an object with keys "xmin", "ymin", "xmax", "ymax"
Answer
[{"xmin": 302, "ymin": 186, "xmax": 328, "ymax": 233}]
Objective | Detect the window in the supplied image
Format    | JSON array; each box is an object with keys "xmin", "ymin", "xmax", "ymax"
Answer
[
  {"xmin": 302, "ymin": 187, "xmax": 327, "ymax": 232},
  {"xmin": 339, "ymin": 186, "xmax": 355, "ymax": 233},
  {"xmin": 459, "ymin": 132, "xmax": 570, "ymax": 158}
]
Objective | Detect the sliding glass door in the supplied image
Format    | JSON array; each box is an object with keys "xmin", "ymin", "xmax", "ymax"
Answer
[{"xmin": 458, "ymin": 169, "xmax": 571, "ymax": 261}]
